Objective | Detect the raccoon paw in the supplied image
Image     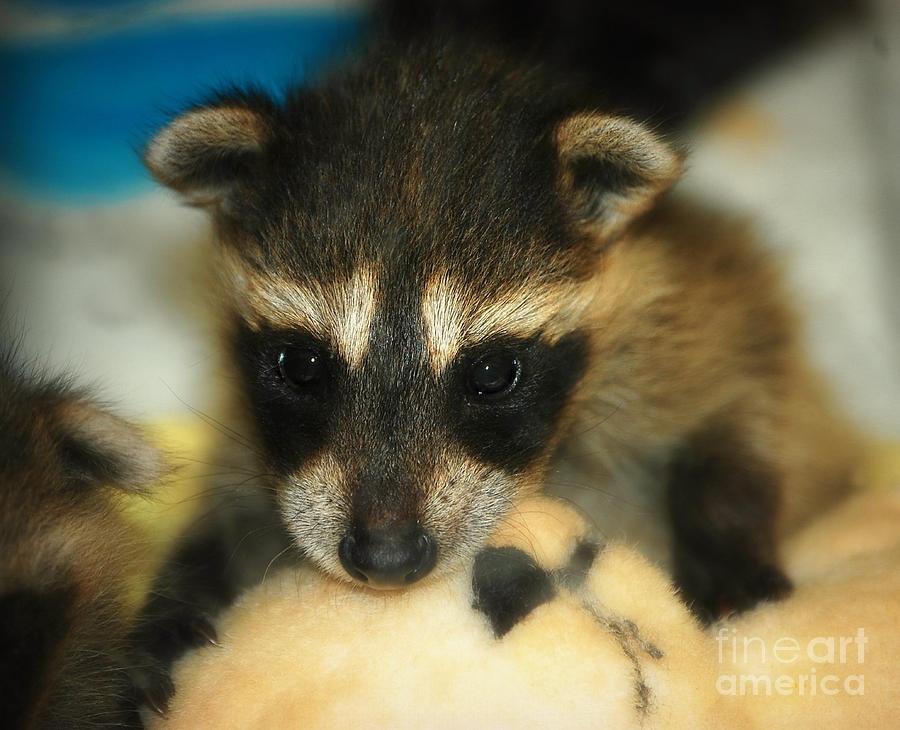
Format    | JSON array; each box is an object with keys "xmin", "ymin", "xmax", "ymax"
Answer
[
  {"xmin": 676, "ymin": 558, "xmax": 793, "ymax": 623},
  {"xmin": 129, "ymin": 610, "xmax": 220, "ymax": 716}
]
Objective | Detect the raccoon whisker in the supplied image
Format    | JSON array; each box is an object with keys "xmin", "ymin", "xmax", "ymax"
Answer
[
  {"xmin": 161, "ymin": 385, "xmax": 260, "ymax": 453},
  {"xmin": 227, "ymin": 522, "xmax": 292, "ymax": 561},
  {"xmin": 569, "ymin": 402, "xmax": 623, "ymax": 438},
  {"xmin": 261, "ymin": 543, "xmax": 300, "ymax": 583},
  {"xmin": 543, "ymin": 477, "xmax": 658, "ymax": 513},
  {"xmin": 174, "ymin": 468, "xmax": 273, "ymax": 491},
  {"xmin": 152, "ymin": 488, "xmax": 267, "ymax": 533},
  {"xmin": 501, "ymin": 501, "xmax": 569, "ymax": 554},
  {"xmin": 159, "ymin": 485, "xmax": 236, "ymax": 513},
  {"xmin": 197, "ymin": 468, "xmax": 279, "ymax": 490},
  {"xmin": 154, "ymin": 471, "xmax": 273, "ymax": 508}
]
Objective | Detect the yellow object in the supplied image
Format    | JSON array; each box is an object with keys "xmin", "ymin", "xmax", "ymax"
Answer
[{"xmin": 142, "ymin": 422, "xmax": 900, "ymax": 728}]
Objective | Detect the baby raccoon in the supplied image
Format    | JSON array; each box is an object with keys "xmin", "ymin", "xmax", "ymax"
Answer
[
  {"xmin": 0, "ymin": 349, "xmax": 164, "ymax": 728},
  {"xmin": 144, "ymin": 39, "xmax": 858, "ymax": 621}
]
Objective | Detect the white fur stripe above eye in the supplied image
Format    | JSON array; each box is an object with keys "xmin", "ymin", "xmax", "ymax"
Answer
[
  {"xmin": 421, "ymin": 271, "xmax": 595, "ymax": 372},
  {"xmin": 336, "ymin": 266, "xmax": 380, "ymax": 368},
  {"xmin": 229, "ymin": 261, "xmax": 379, "ymax": 369}
]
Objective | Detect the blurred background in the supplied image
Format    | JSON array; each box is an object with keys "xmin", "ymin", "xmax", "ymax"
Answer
[{"xmin": 1, "ymin": 0, "xmax": 898, "ymax": 439}]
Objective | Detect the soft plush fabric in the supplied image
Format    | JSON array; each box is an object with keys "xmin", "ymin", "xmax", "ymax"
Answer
[{"xmin": 145, "ymin": 438, "xmax": 900, "ymax": 729}]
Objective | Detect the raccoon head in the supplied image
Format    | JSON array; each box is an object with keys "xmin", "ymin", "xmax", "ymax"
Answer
[{"xmin": 145, "ymin": 44, "xmax": 681, "ymax": 588}]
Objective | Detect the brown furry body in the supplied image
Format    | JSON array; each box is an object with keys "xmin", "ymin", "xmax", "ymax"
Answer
[
  {"xmin": 549, "ymin": 200, "xmax": 859, "ymax": 610},
  {"xmin": 144, "ymin": 38, "xmax": 858, "ymax": 624},
  {"xmin": 0, "ymin": 352, "xmax": 163, "ymax": 728}
]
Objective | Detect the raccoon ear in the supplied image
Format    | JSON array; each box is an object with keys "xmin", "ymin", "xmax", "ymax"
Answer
[
  {"xmin": 53, "ymin": 400, "xmax": 167, "ymax": 493},
  {"xmin": 144, "ymin": 99, "xmax": 273, "ymax": 209},
  {"xmin": 554, "ymin": 112, "xmax": 683, "ymax": 244}
]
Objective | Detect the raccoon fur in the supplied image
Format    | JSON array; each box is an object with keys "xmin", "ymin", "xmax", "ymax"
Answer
[
  {"xmin": 143, "ymin": 33, "xmax": 859, "ymax": 627},
  {"xmin": 0, "ymin": 348, "xmax": 165, "ymax": 728}
]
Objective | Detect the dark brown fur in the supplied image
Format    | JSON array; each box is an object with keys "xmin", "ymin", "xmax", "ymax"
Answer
[
  {"xmin": 0, "ymin": 350, "xmax": 164, "ymax": 728},
  {"xmin": 554, "ymin": 200, "xmax": 860, "ymax": 618}
]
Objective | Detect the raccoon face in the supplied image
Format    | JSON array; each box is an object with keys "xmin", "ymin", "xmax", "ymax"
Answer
[
  {"xmin": 145, "ymin": 43, "xmax": 680, "ymax": 587},
  {"xmin": 230, "ymin": 288, "xmax": 591, "ymax": 586}
]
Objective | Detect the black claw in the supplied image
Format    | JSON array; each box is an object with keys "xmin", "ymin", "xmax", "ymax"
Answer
[
  {"xmin": 190, "ymin": 615, "xmax": 220, "ymax": 647},
  {"xmin": 142, "ymin": 681, "xmax": 172, "ymax": 718},
  {"xmin": 681, "ymin": 562, "xmax": 793, "ymax": 622}
]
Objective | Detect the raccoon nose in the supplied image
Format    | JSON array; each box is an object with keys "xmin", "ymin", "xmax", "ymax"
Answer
[{"xmin": 338, "ymin": 522, "xmax": 437, "ymax": 589}]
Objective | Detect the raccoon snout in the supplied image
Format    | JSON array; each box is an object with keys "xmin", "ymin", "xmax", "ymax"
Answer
[{"xmin": 338, "ymin": 522, "xmax": 437, "ymax": 589}]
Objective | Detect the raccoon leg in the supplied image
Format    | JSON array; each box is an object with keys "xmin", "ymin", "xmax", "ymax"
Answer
[
  {"xmin": 128, "ymin": 529, "xmax": 232, "ymax": 715},
  {"xmin": 130, "ymin": 488, "xmax": 294, "ymax": 714},
  {"xmin": 666, "ymin": 422, "xmax": 792, "ymax": 622}
]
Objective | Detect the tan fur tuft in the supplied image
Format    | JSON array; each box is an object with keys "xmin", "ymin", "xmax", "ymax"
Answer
[{"xmin": 555, "ymin": 112, "xmax": 683, "ymax": 243}]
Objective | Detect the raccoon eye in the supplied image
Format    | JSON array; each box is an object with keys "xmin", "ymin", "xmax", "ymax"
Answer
[
  {"xmin": 278, "ymin": 346, "xmax": 326, "ymax": 389},
  {"xmin": 467, "ymin": 352, "xmax": 521, "ymax": 400}
]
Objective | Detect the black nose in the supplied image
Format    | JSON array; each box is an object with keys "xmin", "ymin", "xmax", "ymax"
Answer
[{"xmin": 338, "ymin": 522, "xmax": 437, "ymax": 588}]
